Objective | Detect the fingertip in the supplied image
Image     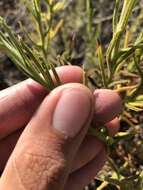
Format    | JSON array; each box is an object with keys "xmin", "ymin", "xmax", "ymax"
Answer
[
  {"xmin": 94, "ymin": 89, "xmax": 122, "ymax": 124},
  {"xmin": 57, "ymin": 66, "xmax": 83, "ymax": 84},
  {"xmin": 106, "ymin": 117, "xmax": 120, "ymax": 136}
]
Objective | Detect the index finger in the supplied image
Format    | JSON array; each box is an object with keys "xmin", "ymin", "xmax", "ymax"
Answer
[{"xmin": 0, "ymin": 66, "xmax": 83, "ymax": 139}]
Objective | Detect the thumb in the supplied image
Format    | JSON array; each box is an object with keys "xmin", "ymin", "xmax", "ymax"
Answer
[{"xmin": 0, "ymin": 84, "xmax": 94, "ymax": 190}]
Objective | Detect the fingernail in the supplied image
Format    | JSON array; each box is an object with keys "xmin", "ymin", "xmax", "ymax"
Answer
[{"xmin": 53, "ymin": 88, "xmax": 92, "ymax": 137}]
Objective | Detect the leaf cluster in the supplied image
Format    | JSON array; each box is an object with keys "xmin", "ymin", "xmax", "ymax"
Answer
[{"xmin": 0, "ymin": 0, "xmax": 66, "ymax": 90}]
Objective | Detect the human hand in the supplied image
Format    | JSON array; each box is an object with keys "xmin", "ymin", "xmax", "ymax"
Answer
[{"xmin": 0, "ymin": 66, "xmax": 122, "ymax": 190}]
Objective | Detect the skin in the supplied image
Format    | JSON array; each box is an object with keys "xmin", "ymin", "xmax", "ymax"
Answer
[{"xmin": 0, "ymin": 66, "xmax": 122, "ymax": 190}]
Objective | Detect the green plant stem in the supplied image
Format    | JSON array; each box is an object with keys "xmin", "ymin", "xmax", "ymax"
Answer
[
  {"xmin": 108, "ymin": 157, "xmax": 121, "ymax": 180},
  {"xmin": 86, "ymin": 0, "xmax": 94, "ymax": 42},
  {"xmin": 38, "ymin": 11, "xmax": 47, "ymax": 60},
  {"xmin": 113, "ymin": 0, "xmax": 120, "ymax": 34},
  {"xmin": 46, "ymin": 4, "xmax": 54, "ymax": 54},
  {"xmin": 36, "ymin": 2, "xmax": 61, "ymax": 87},
  {"xmin": 106, "ymin": 0, "xmax": 138, "ymax": 84},
  {"xmin": 129, "ymin": 53, "xmax": 143, "ymax": 99},
  {"xmin": 97, "ymin": 43, "xmax": 107, "ymax": 88}
]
